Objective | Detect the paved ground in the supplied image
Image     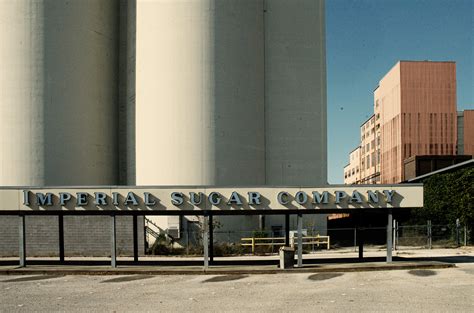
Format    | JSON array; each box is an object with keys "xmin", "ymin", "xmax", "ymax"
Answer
[
  {"xmin": 0, "ymin": 247, "xmax": 473, "ymax": 312},
  {"xmin": 0, "ymin": 263, "xmax": 473, "ymax": 312}
]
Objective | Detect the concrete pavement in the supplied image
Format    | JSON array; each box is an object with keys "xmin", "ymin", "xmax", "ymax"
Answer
[{"xmin": 0, "ymin": 247, "xmax": 471, "ymax": 276}]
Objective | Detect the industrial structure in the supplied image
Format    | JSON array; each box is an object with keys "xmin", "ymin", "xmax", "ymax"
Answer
[
  {"xmin": 344, "ymin": 61, "xmax": 473, "ymax": 185},
  {"xmin": 0, "ymin": 0, "xmax": 327, "ymax": 256}
]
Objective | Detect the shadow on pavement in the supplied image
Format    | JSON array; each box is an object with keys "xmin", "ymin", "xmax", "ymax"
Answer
[
  {"xmin": 202, "ymin": 275, "xmax": 248, "ymax": 283},
  {"xmin": 1, "ymin": 275, "xmax": 62, "ymax": 282},
  {"xmin": 0, "ymin": 255, "xmax": 471, "ymax": 267},
  {"xmin": 308, "ymin": 273, "xmax": 344, "ymax": 281},
  {"xmin": 406, "ymin": 256, "xmax": 474, "ymax": 264},
  {"xmin": 407, "ymin": 269, "xmax": 437, "ymax": 276},
  {"xmin": 100, "ymin": 275, "xmax": 154, "ymax": 283}
]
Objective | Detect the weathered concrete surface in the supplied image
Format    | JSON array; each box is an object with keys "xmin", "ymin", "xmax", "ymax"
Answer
[{"xmin": 0, "ymin": 262, "xmax": 472, "ymax": 312}]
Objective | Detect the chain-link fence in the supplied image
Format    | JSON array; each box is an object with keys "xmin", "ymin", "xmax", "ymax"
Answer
[{"xmin": 145, "ymin": 220, "xmax": 471, "ymax": 256}]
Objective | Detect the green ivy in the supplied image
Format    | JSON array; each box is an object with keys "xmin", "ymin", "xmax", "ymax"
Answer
[{"xmin": 412, "ymin": 167, "xmax": 473, "ymax": 241}]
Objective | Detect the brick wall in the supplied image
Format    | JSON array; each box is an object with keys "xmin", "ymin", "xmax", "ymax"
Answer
[{"xmin": 0, "ymin": 215, "xmax": 145, "ymax": 257}]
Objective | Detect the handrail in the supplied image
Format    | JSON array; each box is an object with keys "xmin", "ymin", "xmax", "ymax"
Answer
[
  {"xmin": 145, "ymin": 217, "xmax": 164, "ymax": 232},
  {"xmin": 241, "ymin": 235, "xmax": 330, "ymax": 254}
]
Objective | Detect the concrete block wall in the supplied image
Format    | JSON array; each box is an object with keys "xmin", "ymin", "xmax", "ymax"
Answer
[{"xmin": 0, "ymin": 216, "xmax": 145, "ymax": 257}]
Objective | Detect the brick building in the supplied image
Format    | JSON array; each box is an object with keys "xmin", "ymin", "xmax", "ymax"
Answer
[{"xmin": 344, "ymin": 61, "xmax": 472, "ymax": 184}]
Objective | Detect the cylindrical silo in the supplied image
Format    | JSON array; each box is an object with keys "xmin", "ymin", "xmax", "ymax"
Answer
[
  {"xmin": 264, "ymin": 0, "xmax": 327, "ymax": 186},
  {"xmin": 0, "ymin": 0, "xmax": 119, "ymax": 186},
  {"xmin": 135, "ymin": 0, "xmax": 265, "ymax": 186},
  {"xmin": 264, "ymin": 0, "xmax": 328, "ymax": 234}
]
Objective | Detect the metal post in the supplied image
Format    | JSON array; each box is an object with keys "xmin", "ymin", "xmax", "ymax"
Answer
[
  {"xmin": 357, "ymin": 213, "xmax": 364, "ymax": 260},
  {"xmin": 209, "ymin": 213, "xmax": 214, "ymax": 263},
  {"xmin": 392, "ymin": 219, "xmax": 397, "ymax": 251},
  {"xmin": 285, "ymin": 213, "xmax": 290, "ymax": 247},
  {"xmin": 427, "ymin": 220, "xmax": 432, "ymax": 249},
  {"xmin": 456, "ymin": 218, "xmax": 460, "ymax": 247},
  {"xmin": 297, "ymin": 213, "xmax": 303, "ymax": 267},
  {"xmin": 395, "ymin": 220, "xmax": 399, "ymax": 250},
  {"xmin": 203, "ymin": 214, "xmax": 209, "ymax": 270},
  {"xmin": 111, "ymin": 215, "xmax": 117, "ymax": 268},
  {"xmin": 59, "ymin": 215, "xmax": 64, "ymax": 262},
  {"xmin": 354, "ymin": 227, "xmax": 357, "ymax": 252},
  {"xmin": 19, "ymin": 215, "xmax": 26, "ymax": 267},
  {"xmin": 464, "ymin": 225, "xmax": 468, "ymax": 246},
  {"xmin": 186, "ymin": 224, "xmax": 190, "ymax": 255},
  {"xmin": 387, "ymin": 210, "xmax": 393, "ymax": 263},
  {"xmin": 358, "ymin": 228, "xmax": 364, "ymax": 259},
  {"xmin": 133, "ymin": 215, "xmax": 138, "ymax": 262}
]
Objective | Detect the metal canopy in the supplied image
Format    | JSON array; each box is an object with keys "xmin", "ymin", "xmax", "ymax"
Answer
[{"xmin": 1, "ymin": 185, "xmax": 421, "ymax": 268}]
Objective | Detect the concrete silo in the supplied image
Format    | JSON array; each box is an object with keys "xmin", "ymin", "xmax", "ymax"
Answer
[
  {"xmin": 135, "ymin": 0, "xmax": 327, "ymax": 239},
  {"xmin": 264, "ymin": 0, "xmax": 327, "ymax": 186},
  {"xmin": 0, "ymin": 0, "xmax": 119, "ymax": 186},
  {"xmin": 264, "ymin": 0, "xmax": 328, "ymax": 233},
  {"xmin": 135, "ymin": 0, "xmax": 266, "ymax": 187},
  {"xmin": 0, "ymin": 1, "xmax": 141, "ymax": 258},
  {"xmin": 135, "ymin": 0, "xmax": 266, "ymax": 239}
]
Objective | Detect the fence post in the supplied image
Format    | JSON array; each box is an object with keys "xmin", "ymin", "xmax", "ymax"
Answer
[
  {"xmin": 464, "ymin": 225, "xmax": 468, "ymax": 246},
  {"xmin": 186, "ymin": 226, "xmax": 190, "ymax": 255},
  {"xmin": 392, "ymin": 219, "xmax": 397, "ymax": 251},
  {"xmin": 353, "ymin": 227, "xmax": 357, "ymax": 252},
  {"xmin": 456, "ymin": 219, "xmax": 460, "ymax": 247},
  {"xmin": 251, "ymin": 237, "xmax": 255, "ymax": 255},
  {"xmin": 427, "ymin": 220, "xmax": 432, "ymax": 249},
  {"xmin": 395, "ymin": 220, "xmax": 399, "ymax": 250}
]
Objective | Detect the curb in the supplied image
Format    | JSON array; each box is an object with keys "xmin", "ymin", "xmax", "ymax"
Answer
[{"xmin": 0, "ymin": 262, "xmax": 455, "ymax": 276}]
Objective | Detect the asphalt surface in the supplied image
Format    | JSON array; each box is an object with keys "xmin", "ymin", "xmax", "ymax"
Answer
[
  {"xmin": 0, "ymin": 247, "xmax": 473, "ymax": 312},
  {"xmin": 0, "ymin": 262, "xmax": 473, "ymax": 312}
]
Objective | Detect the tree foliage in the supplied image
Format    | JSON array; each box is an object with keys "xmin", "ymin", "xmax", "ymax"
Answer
[{"xmin": 411, "ymin": 167, "xmax": 473, "ymax": 239}]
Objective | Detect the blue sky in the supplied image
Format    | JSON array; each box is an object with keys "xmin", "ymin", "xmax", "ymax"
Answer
[{"xmin": 326, "ymin": 0, "xmax": 473, "ymax": 183}]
